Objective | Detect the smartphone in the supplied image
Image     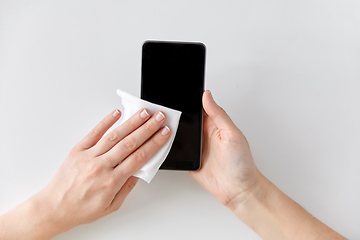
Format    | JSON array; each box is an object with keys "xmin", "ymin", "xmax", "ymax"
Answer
[{"xmin": 141, "ymin": 40, "xmax": 206, "ymax": 171}]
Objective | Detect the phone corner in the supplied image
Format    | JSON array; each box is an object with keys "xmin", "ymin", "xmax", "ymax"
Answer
[
  {"xmin": 190, "ymin": 160, "xmax": 202, "ymax": 171},
  {"xmin": 196, "ymin": 42, "xmax": 207, "ymax": 54},
  {"xmin": 142, "ymin": 40, "xmax": 152, "ymax": 49}
]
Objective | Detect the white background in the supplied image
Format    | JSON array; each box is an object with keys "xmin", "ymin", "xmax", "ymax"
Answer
[{"xmin": 1, "ymin": 1, "xmax": 359, "ymax": 239}]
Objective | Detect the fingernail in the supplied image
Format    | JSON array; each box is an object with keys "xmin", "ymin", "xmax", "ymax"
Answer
[
  {"xmin": 208, "ymin": 90, "xmax": 214, "ymax": 101},
  {"xmin": 161, "ymin": 126, "xmax": 170, "ymax": 135},
  {"xmin": 156, "ymin": 111, "xmax": 165, "ymax": 122},
  {"xmin": 140, "ymin": 109, "xmax": 149, "ymax": 119},
  {"xmin": 113, "ymin": 109, "xmax": 120, "ymax": 117}
]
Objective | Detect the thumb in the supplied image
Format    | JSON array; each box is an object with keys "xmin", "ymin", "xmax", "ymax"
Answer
[{"xmin": 202, "ymin": 90, "xmax": 237, "ymax": 130}]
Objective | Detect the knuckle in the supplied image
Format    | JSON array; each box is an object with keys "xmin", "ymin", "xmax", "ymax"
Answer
[
  {"xmin": 101, "ymin": 117, "xmax": 109, "ymax": 127},
  {"xmin": 105, "ymin": 177, "xmax": 117, "ymax": 189},
  {"xmin": 89, "ymin": 129, "xmax": 99, "ymax": 137},
  {"xmin": 126, "ymin": 179, "xmax": 136, "ymax": 190},
  {"xmin": 119, "ymin": 164, "xmax": 131, "ymax": 176},
  {"xmin": 151, "ymin": 136, "xmax": 162, "ymax": 148},
  {"xmin": 128, "ymin": 119, "xmax": 136, "ymax": 127},
  {"xmin": 143, "ymin": 123, "xmax": 153, "ymax": 132},
  {"xmin": 67, "ymin": 149, "xmax": 78, "ymax": 160},
  {"xmin": 87, "ymin": 164, "xmax": 102, "ymax": 178},
  {"xmin": 121, "ymin": 138, "xmax": 135, "ymax": 151},
  {"xmin": 133, "ymin": 150, "xmax": 146, "ymax": 162},
  {"xmin": 219, "ymin": 106, "xmax": 227, "ymax": 116},
  {"xmin": 213, "ymin": 107, "xmax": 228, "ymax": 122},
  {"xmin": 112, "ymin": 201, "xmax": 123, "ymax": 212},
  {"xmin": 112, "ymin": 205, "xmax": 120, "ymax": 212},
  {"xmin": 107, "ymin": 132, "xmax": 118, "ymax": 142}
]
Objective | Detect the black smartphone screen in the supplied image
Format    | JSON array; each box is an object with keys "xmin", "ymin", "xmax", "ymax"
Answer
[{"xmin": 141, "ymin": 40, "xmax": 206, "ymax": 171}]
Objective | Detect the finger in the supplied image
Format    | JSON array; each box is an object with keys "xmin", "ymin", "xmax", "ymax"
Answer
[
  {"xmin": 74, "ymin": 109, "xmax": 121, "ymax": 151},
  {"xmin": 93, "ymin": 108, "xmax": 150, "ymax": 156},
  {"xmin": 202, "ymin": 90, "xmax": 237, "ymax": 131},
  {"xmin": 105, "ymin": 111, "xmax": 167, "ymax": 167},
  {"xmin": 113, "ymin": 125, "xmax": 171, "ymax": 178},
  {"xmin": 108, "ymin": 176, "xmax": 139, "ymax": 213}
]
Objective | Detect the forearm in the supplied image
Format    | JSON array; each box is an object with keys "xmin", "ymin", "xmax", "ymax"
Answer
[
  {"xmin": 0, "ymin": 193, "xmax": 66, "ymax": 240},
  {"xmin": 232, "ymin": 170, "xmax": 346, "ymax": 240}
]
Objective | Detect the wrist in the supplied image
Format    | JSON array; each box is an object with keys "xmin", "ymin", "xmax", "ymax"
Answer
[
  {"xmin": 22, "ymin": 192, "xmax": 70, "ymax": 240},
  {"xmin": 229, "ymin": 171, "xmax": 291, "ymax": 240},
  {"xmin": 229, "ymin": 170, "xmax": 347, "ymax": 240},
  {"xmin": 225, "ymin": 168, "xmax": 268, "ymax": 213},
  {"xmin": 33, "ymin": 190, "xmax": 75, "ymax": 239},
  {"xmin": 0, "ymin": 193, "xmax": 67, "ymax": 240},
  {"xmin": 229, "ymin": 170, "xmax": 276, "ymax": 232}
]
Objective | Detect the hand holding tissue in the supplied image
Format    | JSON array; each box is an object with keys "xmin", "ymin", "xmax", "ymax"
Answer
[{"xmin": 116, "ymin": 89, "xmax": 182, "ymax": 183}]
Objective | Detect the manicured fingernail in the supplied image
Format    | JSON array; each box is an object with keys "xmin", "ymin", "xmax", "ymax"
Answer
[
  {"xmin": 156, "ymin": 111, "xmax": 165, "ymax": 122},
  {"xmin": 161, "ymin": 126, "xmax": 170, "ymax": 135},
  {"xmin": 140, "ymin": 109, "xmax": 149, "ymax": 119},
  {"xmin": 113, "ymin": 109, "xmax": 120, "ymax": 117}
]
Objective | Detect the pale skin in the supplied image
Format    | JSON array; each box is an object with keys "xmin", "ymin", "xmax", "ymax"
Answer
[
  {"xmin": 0, "ymin": 90, "xmax": 346, "ymax": 240},
  {"xmin": 191, "ymin": 91, "xmax": 347, "ymax": 240}
]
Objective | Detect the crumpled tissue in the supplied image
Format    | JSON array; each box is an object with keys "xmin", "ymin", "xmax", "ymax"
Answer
[{"xmin": 116, "ymin": 89, "xmax": 182, "ymax": 183}]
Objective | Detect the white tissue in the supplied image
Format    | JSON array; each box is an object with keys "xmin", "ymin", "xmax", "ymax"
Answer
[{"xmin": 116, "ymin": 89, "xmax": 182, "ymax": 183}]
